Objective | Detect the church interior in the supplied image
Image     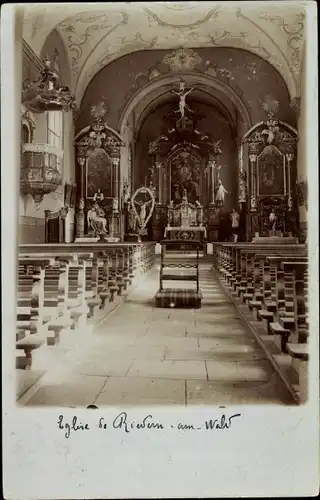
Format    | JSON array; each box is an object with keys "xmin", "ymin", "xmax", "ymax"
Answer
[{"xmin": 15, "ymin": 3, "xmax": 311, "ymax": 407}]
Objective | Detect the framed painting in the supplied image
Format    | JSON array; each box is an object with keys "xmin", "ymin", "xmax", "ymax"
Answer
[
  {"xmin": 85, "ymin": 149, "xmax": 112, "ymax": 199},
  {"xmin": 257, "ymin": 145, "xmax": 286, "ymax": 197}
]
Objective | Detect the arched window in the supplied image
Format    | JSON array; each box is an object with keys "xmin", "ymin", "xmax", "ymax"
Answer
[{"xmin": 47, "ymin": 111, "xmax": 63, "ymax": 170}]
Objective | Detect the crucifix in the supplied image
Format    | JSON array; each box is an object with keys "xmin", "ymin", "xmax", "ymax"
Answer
[{"xmin": 172, "ymin": 80, "xmax": 194, "ymax": 120}]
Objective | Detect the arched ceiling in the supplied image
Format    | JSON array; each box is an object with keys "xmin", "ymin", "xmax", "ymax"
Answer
[{"xmin": 22, "ymin": 2, "xmax": 305, "ymax": 103}]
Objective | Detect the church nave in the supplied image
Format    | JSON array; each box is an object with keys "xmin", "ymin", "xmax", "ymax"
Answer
[{"xmin": 18, "ymin": 263, "xmax": 294, "ymax": 407}]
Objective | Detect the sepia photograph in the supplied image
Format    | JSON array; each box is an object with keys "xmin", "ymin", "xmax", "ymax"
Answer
[{"xmin": 2, "ymin": 1, "xmax": 319, "ymax": 498}]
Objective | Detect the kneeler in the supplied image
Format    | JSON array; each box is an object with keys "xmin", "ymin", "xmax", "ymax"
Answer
[{"xmin": 154, "ymin": 239, "xmax": 202, "ymax": 309}]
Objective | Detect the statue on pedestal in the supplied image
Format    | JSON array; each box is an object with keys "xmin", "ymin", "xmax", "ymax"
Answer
[
  {"xmin": 230, "ymin": 208, "xmax": 240, "ymax": 243},
  {"xmin": 269, "ymin": 210, "xmax": 277, "ymax": 231},
  {"xmin": 93, "ymin": 189, "xmax": 104, "ymax": 202},
  {"xmin": 87, "ymin": 201, "xmax": 108, "ymax": 237},
  {"xmin": 215, "ymin": 179, "xmax": 229, "ymax": 205}
]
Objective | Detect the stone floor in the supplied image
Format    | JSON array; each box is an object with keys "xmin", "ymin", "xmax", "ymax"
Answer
[{"xmin": 20, "ymin": 262, "xmax": 295, "ymax": 407}]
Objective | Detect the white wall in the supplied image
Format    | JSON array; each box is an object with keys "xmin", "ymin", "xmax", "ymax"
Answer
[{"xmin": 296, "ymin": 45, "xmax": 307, "ymax": 226}]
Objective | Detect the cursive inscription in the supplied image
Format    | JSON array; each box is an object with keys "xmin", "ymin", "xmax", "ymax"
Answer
[
  {"xmin": 58, "ymin": 415, "xmax": 90, "ymax": 439},
  {"xmin": 112, "ymin": 412, "xmax": 164, "ymax": 434},
  {"xmin": 205, "ymin": 413, "xmax": 241, "ymax": 430},
  {"xmin": 57, "ymin": 412, "xmax": 242, "ymax": 438}
]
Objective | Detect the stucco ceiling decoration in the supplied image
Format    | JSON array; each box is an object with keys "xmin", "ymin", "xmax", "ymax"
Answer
[{"xmin": 22, "ymin": 2, "xmax": 306, "ymax": 104}]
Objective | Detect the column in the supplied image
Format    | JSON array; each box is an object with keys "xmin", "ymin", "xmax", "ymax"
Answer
[
  {"xmin": 249, "ymin": 150, "xmax": 257, "ymax": 210},
  {"xmin": 238, "ymin": 143, "xmax": 246, "ymax": 204},
  {"xmin": 155, "ymin": 157, "xmax": 163, "ymax": 204},
  {"xmin": 111, "ymin": 149, "xmax": 120, "ymax": 210},
  {"xmin": 75, "ymin": 154, "xmax": 86, "ymax": 239},
  {"xmin": 286, "ymin": 152, "xmax": 294, "ymax": 209},
  {"xmin": 207, "ymin": 156, "xmax": 215, "ymax": 205},
  {"xmin": 110, "ymin": 148, "xmax": 120, "ymax": 238}
]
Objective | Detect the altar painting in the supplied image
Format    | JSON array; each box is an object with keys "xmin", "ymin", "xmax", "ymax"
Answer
[
  {"xmin": 257, "ymin": 145, "xmax": 285, "ymax": 196},
  {"xmin": 170, "ymin": 151, "xmax": 200, "ymax": 205},
  {"xmin": 86, "ymin": 149, "xmax": 112, "ymax": 199}
]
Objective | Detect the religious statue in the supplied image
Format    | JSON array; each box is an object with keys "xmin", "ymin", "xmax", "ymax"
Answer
[
  {"xmin": 215, "ymin": 179, "xmax": 229, "ymax": 205},
  {"xmin": 123, "ymin": 181, "xmax": 130, "ymax": 204},
  {"xmin": 172, "ymin": 81, "xmax": 194, "ymax": 119},
  {"xmin": 112, "ymin": 197, "xmax": 119, "ymax": 212},
  {"xmin": 87, "ymin": 201, "xmax": 108, "ymax": 237},
  {"xmin": 230, "ymin": 208, "xmax": 240, "ymax": 243},
  {"xmin": 93, "ymin": 189, "xmax": 104, "ymax": 202},
  {"xmin": 128, "ymin": 205, "xmax": 138, "ymax": 233},
  {"xmin": 134, "ymin": 199, "xmax": 153, "ymax": 228},
  {"xmin": 269, "ymin": 210, "xmax": 277, "ymax": 231},
  {"xmin": 261, "ymin": 120, "xmax": 280, "ymax": 145},
  {"xmin": 173, "ymin": 185, "xmax": 181, "ymax": 204},
  {"xmin": 131, "ymin": 186, "xmax": 155, "ymax": 234}
]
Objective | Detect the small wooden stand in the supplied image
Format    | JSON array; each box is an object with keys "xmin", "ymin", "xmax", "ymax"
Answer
[{"xmin": 155, "ymin": 239, "xmax": 202, "ymax": 308}]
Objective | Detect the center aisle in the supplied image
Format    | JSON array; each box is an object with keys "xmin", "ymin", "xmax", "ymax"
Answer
[{"xmin": 23, "ymin": 263, "xmax": 294, "ymax": 407}]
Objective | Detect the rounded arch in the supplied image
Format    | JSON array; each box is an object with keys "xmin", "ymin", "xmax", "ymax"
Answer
[
  {"xmin": 118, "ymin": 72, "xmax": 252, "ymax": 137},
  {"xmin": 135, "ymin": 87, "xmax": 238, "ymax": 138}
]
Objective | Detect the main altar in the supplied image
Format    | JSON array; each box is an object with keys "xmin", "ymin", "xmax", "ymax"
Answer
[
  {"xmin": 147, "ymin": 80, "xmax": 225, "ymax": 243},
  {"xmin": 164, "ymin": 188, "xmax": 206, "ymax": 245}
]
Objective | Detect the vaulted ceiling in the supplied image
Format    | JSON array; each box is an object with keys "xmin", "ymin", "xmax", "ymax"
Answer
[{"xmin": 22, "ymin": 2, "xmax": 305, "ymax": 103}]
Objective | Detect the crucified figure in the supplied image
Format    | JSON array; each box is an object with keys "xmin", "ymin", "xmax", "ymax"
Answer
[
  {"xmin": 134, "ymin": 199, "xmax": 153, "ymax": 228},
  {"xmin": 172, "ymin": 81, "xmax": 194, "ymax": 119}
]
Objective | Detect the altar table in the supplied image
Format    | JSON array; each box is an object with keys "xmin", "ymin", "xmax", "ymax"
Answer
[{"xmin": 164, "ymin": 226, "xmax": 207, "ymax": 242}]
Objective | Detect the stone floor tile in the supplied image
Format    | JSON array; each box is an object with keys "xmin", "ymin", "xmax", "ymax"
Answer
[
  {"xmin": 127, "ymin": 359, "xmax": 207, "ymax": 380},
  {"xmin": 198, "ymin": 337, "xmax": 258, "ymax": 349},
  {"xmin": 25, "ymin": 374, "xmax": 107, "ymax": 407},
  {"xmin": 166, "ymin": 346, "xmax": 265, "ymax": 362},
  {"xmin": 206, "ymin": 359, "xmax": 273, "ymax": 382},
  {"xmin": 186, "ymin": 375, "xmax": 293, "ymax": 405},
  {"xmin": 235, "ymin": 360, "xmax": 274, "ymax": 382},
  {"xmin": 16, "ymin": 369, "xmax": 45, "ymax": 400},
  {"xmin": 95, "ymin": 377, "xmax": 185, "ymax": 406},
  {"xmin": 135, "ymin": 336, "xmax": 197, "ymax": 348},
  {"xmin": 205, "ymin": 360, "xmax": 241, "ymax": 381}
]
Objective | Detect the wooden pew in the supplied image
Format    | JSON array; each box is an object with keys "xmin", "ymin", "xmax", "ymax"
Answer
[{"xmin": 16, "ymin": 242, "xmax": 156, "ymax": 370}]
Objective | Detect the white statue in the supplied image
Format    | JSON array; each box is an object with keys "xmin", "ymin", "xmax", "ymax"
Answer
[
  {"xmin": 87, "ymin": 202, "xmax": 108, "ymax": 236},
  {"xmin": 134, "ymin": 199, "xmax": 153, "ymax": 228},
  {"xmin": 215, "ymin": 179, "xmax": 229, "ymax": 204},
  {"xmin": 123, "ymin": 181, "xmax": 130, "ymax": 203},
  {"xmin": 131, "ymin": 186, "xmax": 155, "ymax": 233},
  {"xmin": 93, "ymin": 189, "xmax": 104, "ymax": 202},
  {"xmin": 172, "ymin": 81, "xmax": 194, "ymax": 119},
  {"xmin": 269, "ymin": 210, "xmax": 277, "ymax": 231},
  {"xmin": 230, "ymin": 208, "xmax": 240, "ymax": 243},
  {"xmin": 112, "ymin": 197, "xmax": 119, "ymax": 211}
]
